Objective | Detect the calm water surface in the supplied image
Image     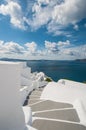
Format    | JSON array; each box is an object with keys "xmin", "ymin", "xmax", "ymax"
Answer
[{"xmin": 27, "ymin": 60, "xmax": 86, "ymax": 82}]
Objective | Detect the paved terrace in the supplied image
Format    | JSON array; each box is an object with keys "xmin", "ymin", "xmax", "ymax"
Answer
[{"xmin": 25, "ymin": 87, "xmax": 86, "ymax": 130}]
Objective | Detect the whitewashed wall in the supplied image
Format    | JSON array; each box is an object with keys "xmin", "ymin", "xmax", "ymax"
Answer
[{"xmin": 0, "ymin": 61, "xmax": 25, "ymax": 130}]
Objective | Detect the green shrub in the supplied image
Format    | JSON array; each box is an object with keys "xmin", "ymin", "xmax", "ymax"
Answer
[
  {"xmin": 83, "ymin": 81, "xmax": 86, "ymax": 84},
  {"xmin": 45, "ymin": 77, "xmax": 52, "ymax": 82}
]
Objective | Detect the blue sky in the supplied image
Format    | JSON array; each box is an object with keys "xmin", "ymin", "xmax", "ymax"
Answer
[{"xmin": 0, "ymin": 0, "xmax": 86, "ymax": 60}]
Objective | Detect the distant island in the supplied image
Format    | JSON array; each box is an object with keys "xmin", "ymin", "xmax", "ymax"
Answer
[
  {"xmin": 0, "ymin": 58, "xmax": 86, "ymax": 62},
  {"xmin": 75, "ymin": 59, "xmax": 86, "ymax": 62},
  {"xmin": 0, "ymin": 58, "xmax": 28, "ymax": 62}
]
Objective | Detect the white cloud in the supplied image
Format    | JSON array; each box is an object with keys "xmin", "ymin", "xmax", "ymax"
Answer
[
  {"xmin": 0, "ymin": 0, "xmax": 86, "ymax": 34},
  {"xmin": 61, "ymin": 44, "xmax": 86, "ymax": 59},
  {"xmin": 0, "ymin": 39, "xmax": 86, "ymax": 60},
  {"xmin": 37, "ymin": 0, "xmax": 49, "ymax": 4},
  {"xmin": 25, "ymin": 42, "xmax": 37, "ymax": 54},
  {"xmin": 25, "ymin": 1, "xmax": 52, "ymax": 30},
  {"xmin": 73, "ymin": 24, "xmax": 79, "ymax": 31},
  {"xmin": 63, "ymin": 50, "xmax": 74, "ymax": 56},
  {"xmin": 52, "ymin": 0, "xmax": 86, "ymax": 25},
  {"xmin": 45, "ymin": 40, "xmax": 59, "ymax": 54},
  {"xmin": 44, "ymin": 40, "xmax": 86, "ymax": 60},
  {"xmin": 26, "ymin": 0, "xmax": 86, "ymax": 35},
  {"xmin": 25, "ymin": 0, "xmax": 59, "ymax": 30},
  {"xmin": 0, "ymin": 40, "xmax": 4, "ymax": 46},
  {"xmin": 47, "ymin": 21, "xmax": 67, "ymax": 36},
  {"xmin": 74, "ymin": 44, "xmax": 86, "ymax": 58},
  {"xmin": 48, "ymin": 0, "xmax": 86, "ymax": 35},
  {"xmin": 0, "ymin": 1, "xmax": 26, "ymax": 29},
  {"xmin": 0, "ymin": 41, "xmax": 25, "ymax": 54},
  {"xmin": 0, "ymin": 40, "xmax": 39, "ymax": 59},
  {"xmin": 45, "ymin": 40, "xmax": 71, "ymax": 54},
  {"xmin": 57, "ymin": 40, "xmax": 71, "ymax": 47},
  {"xmin": 4, "ymin": 41, "xmax": 25, "ymax": 54}
]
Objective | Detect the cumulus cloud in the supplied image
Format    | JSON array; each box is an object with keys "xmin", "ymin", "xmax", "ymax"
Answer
[
  {"xmin": 45, "ymin": 40, "xmax": 71, "ymax": 53},
  {"xmin": 25, "ymin": 1, "xmax": 52, "ymax": 30},
  {"xmin": 47, "ymin": 21, "xmax": 68, "ymax": 36},
  {"xmin": 52, "ymin": 0, "xmax": 86, "ymax": 25},
  {"xmin": 4, "ymin": 42, "xmax": 25, "ymax": 54},
  {"xmin": 62, "ymin": 49, "xmax": 75, "ymax": 56},
  {"xmin": 25, "ymin": 0, "xmax": 55, "ymax": 30},
  {"xmin": 0, "ymin": 41, "xmax": 25, "ymax": 54},
  {"xmin": 0, "ymin": 40, "xmax": 4, "ymax": 47},
  {"xmin": 25, "ymin": 42, "xmax": 37, "ymax": 54},
  {"xmin": 0, "ymin": 40, "xmax": 39, "ymax": 59},
  {"xmin": 57, "ymin": 40, "xmax": 71, "ymax": 47},
  {"xmin": 61, "ymin": 44, "xmax": 86, "ymax": 59},
  {"xmin": 0, "ymin": 1, "xmax": 26, "ymax": 29},
  {"xmin": 49, "ymin": 0, "xmax": 86, "ymax": 35},
  {"xmin": 0, "ymin": 39, "xmax": 86, "ymax": 60},
  {"xmin": 45, "ymin": 40, "xmax": 59, "ymax": 54},
  {"xmin": 26, "ymin": 0, "xmax": 86, "ymax": 35},
  {"xmin": 0, "ymin": 0, "xmax": 86, "ymax": 35},
  {"xmin": 74, "ymin": 44, "xmax": 86, "ymax": 58},
  {"xmin": 73, "ymin": 24, "xmax": 79, "ymax": 31},
  {"xmin": 44, "ymin": 40, "xmax": 86, "ymax": 60}
]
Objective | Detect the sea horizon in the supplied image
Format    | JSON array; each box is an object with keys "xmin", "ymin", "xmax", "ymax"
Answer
[
  {"xmin": 27, "ymin": 60, "xmax": 86, "ymax": 83},
  {"xmin": 0, "ymin": 58, "xmax": 86, "ymax": 83}
]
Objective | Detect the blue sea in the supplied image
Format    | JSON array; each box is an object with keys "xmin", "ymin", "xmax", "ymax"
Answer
[{"xmin": 27, "ymin": 60, "xmax": 86, "ymax": 83}]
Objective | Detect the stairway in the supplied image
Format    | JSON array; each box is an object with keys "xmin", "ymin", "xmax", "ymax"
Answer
[{"xmin": 27, "ymin": 88, "xmax": 86, "ymax": 130}]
